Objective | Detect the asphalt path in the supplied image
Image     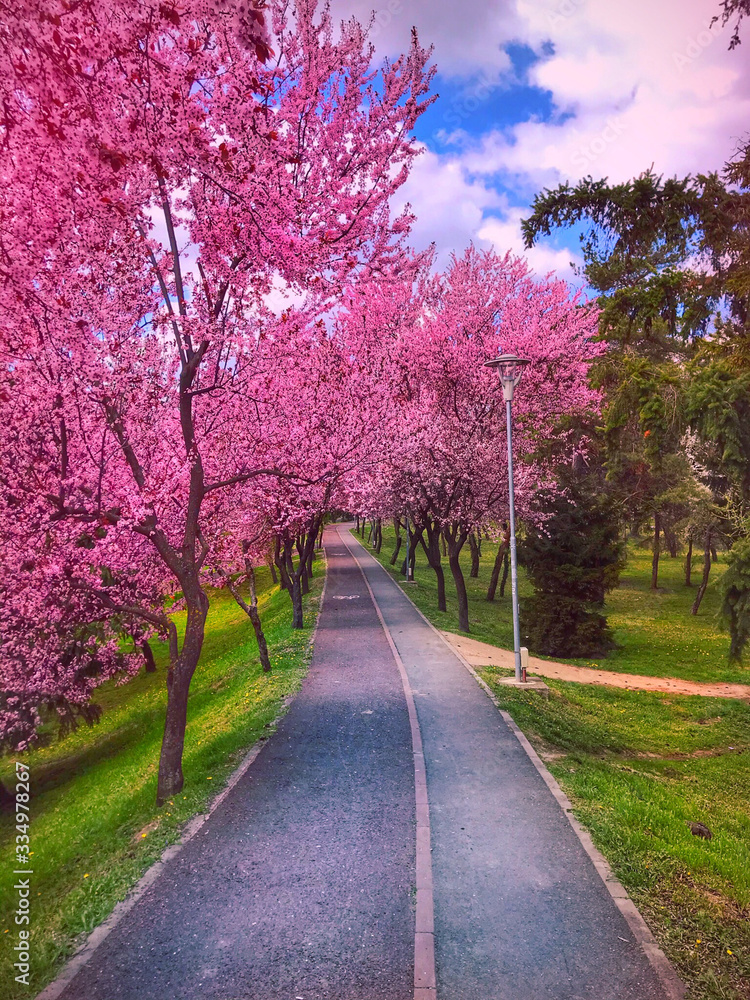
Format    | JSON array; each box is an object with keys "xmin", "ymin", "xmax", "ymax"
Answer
[
  {"xmin": 53, "ymin": 524, "xmax": 676, "ymax": 1000},
  {"xmin": 341, "ymin": 526, "xmax": 672, "ymax": 1000},
  {"xmin": 56, "ymin": 528, "xmax": 416, "ymax": 1000}
]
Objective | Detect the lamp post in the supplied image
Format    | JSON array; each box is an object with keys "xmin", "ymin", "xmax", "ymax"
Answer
[{"xmin": 484, "ymin": 354, "xmax": 531, "ymax": 683}]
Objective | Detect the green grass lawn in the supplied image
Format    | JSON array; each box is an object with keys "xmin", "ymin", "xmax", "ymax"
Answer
[
  {"xmin": 480, "ymin": 675, "xmax": 750, "ymax": 1000},
  {"xmin": 0, "ymin": 564, "xmax": 323, "ymax": 1000},
  {"xmin": 364, "ymin": 524, "xmax": 748, "ymax": 685}
]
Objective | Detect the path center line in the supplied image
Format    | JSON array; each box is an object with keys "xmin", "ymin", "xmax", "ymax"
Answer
[{"xmin": 338, "ymin": 526, "xmax": 437, "ymax": 1000}]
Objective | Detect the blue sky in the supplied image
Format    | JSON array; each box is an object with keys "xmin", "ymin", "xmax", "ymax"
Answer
[{"xmin": 331, "ymin": 0, "xmax": 750, "ymax": 280}]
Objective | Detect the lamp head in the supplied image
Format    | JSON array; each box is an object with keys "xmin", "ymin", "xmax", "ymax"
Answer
[{"xmin": 483, "ymin": 354, "xmax": 531, "ymax": 402}]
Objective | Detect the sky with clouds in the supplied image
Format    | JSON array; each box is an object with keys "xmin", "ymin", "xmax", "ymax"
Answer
[{"xmin": 329, "ymin": 0, "xmax": 750, "ymax": 280}]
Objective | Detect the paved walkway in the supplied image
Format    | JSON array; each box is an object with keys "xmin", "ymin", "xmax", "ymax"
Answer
[
  {"xmin": 442, "ymin": 632, "xmax": 750, "ymax": 701},
  {"xmin": 49, "ymin": 525, "xmax": 679, "ymax": 1000}
]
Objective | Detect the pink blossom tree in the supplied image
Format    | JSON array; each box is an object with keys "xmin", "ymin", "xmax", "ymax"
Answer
[
  {"xmin": 0, "ymin": 0, "xmax": 434, "ymax": 801},
  {"xmin": 357, "ymin": 247, "xmax": 601, "ymax": 632}
]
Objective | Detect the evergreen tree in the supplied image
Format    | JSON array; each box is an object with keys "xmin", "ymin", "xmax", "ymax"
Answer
[{"xmin": 519, "ymin": 467, "xmax": 625, "ymax": 658}]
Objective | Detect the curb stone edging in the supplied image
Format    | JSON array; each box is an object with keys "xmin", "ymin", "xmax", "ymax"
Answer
[
  {"xmin": 346, "ymin": 529, "xmax": 687, "ymax": 1000},
  {"xmin": 35, "ymin": 558, "xmax": 328, "ymax": 1000},
  {"xmin": 339, "ymin": 528, "xmax": 437, "ymax": 1000}
]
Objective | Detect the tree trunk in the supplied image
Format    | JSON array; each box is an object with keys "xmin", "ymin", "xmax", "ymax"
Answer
[
  {"xmin": 468, "ymin": 533, "xmax": 480, "ymax": 578},
  {"xmin": 691, "ymin": 531, "xmax": 712, "ymax": 616},
  {"xmin": 229, "ymin": 565, "xmax": 271, "ymax": 673},
  {"xmin": 447, "ymin": 528, "xmax": 470, "ymax": 632},
  {"xmin": 499, "ymin": 551, "xmax": 510, "ymax": 597},
  {"xmin": 486, "ymin": 524, "xmax": 511, "ymax": 601},
  {"xmin": 141, "ymin": 639, "xmax": 156, "ymax": 673},
  {"xmin": 296, "ymin": 536, "xmax": 310, "ymax": 595},
  {"xmin": 355, "ymin": 515, "xmax": 360, "ymax": 534},
  {"xmin": 665, "ymin": 525, "xmax": 678, "ymax": 558},
  {"xmin": 651, "ymin": 512, "xmax": 661, "ymax": 590},
  {"xmin": 374, "ymin": 518, "xmax": 383, "ymax": 553},
  {"xmin": 268, "ymin": 560, "xmax": 278, "ymax": 585},
  {"xmin": 274, "ymin": 536, "xmax": 290, "ymax": 591},
  {"xmin": 282, "ymin": 538, "xmax": 304, "ymax": 627},
  {"xmin": 390, "ymin": 520, "xmax": 402, "ymax": 566},
  {"xmin": 711, "ymin": 543, "xmax": 718, "ymax": 563},
  {"xmin": 421, "ymin": 523, "xmax": 446, "ymax": 612},
  {"xmin": 305, "ymin": 541, "xmax": 315, "ymax": 580},
  {"xmin": 156, "ymin": 586, "xmax": 208, "ymax": 805},
  {"xmin": 684, "ymin": 534, "xmax": 693, "ymax": 586}
]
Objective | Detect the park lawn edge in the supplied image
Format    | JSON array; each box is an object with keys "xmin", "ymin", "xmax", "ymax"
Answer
[
  {"xmin": 480, "ymin": 670, "xmax": 750, "ymax": 1000},
  {"xmin": 0, "ymin": 560, "xmax": 325, "ymax": 1000}
]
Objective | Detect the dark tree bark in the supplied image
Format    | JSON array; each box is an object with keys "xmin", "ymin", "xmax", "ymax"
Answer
[
  {"xmin": 305, "ymin": 539, "xmax": 315, "ymax": 580},
  {"xmin": 280, "ymin": 517, "xmax": 322, "ymax": 628},
  {"xmin": 141, "ymin": 639, "xmax": 156, "ymax": 673},
  {"xmin": 684, "ymin": 534, "xmax": 693, "ymax": 586},
  {"xmin": 355, "ymin": 515, "xmax": 360, "ymax": 534},
  {"xmin": 374, "ymin": 518, "xmax": 383, "ymax": 553},
  {"xmin": 296, "ymin": 536, "xmax": 310, "ymax": 595},
  {"xmin": 711, "ymin": 543, "xmax": 718, "ymax": 563},
  {"xmin": 400, "ymin": 522, "xmax": 419, "ymax": 578},
  {"xmin": 691, "ymin": 530, "xmax": 712, "ymax": 615},
  {"xmin": 651, "ymin": 512, "xmax": 661, "ymax": 590},
  {"xmin": 158, "ymin": 576, "xmax": 208, "ymax": 804},
  {"xmin": 283, "ymin": 537, "xmax": 304, "ymax": 628},
  {"xmin": 486, "ymin": 523, "xmax": 511, "ymax": 601},
  {"xmin": 390, "ymin": 519, "xmax": 403, "ymax": 565},
  {"xmin": 446, "ymin": 525, "xmax": 470, "ymax": 631},
  {"xmin": 421, "ymin": 521, "xmax": 447, "ymax": 612},
  {"xmin": 499, "ymin": 551, "xmax": 510, "ymax": 597},
  {"xmin": 268, "ymin": 560, "xmax": 278, "ymax": 585},
  {"xmin": 229, "ymin": 558, "xmax": 271, "ymax": 673},
  {"xmin": 274, "ymin": 535, "xmax": 291, "ymax": 592},
  {"xmin": 664, "ymin": 525, "xmax": 678, "ymax": 558},
  {"xmin": 468, "ymin": 533, "xmax": 481, "ymax": 578}
]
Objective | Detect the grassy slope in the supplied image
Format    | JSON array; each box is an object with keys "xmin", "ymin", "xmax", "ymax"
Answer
[
  {"xmin": 0, "ymin": 565, "xmax": 323, "ymax": 1000},
  {"xmin": 367, "ymin": 524, "xmax": 748, "ymax": 685},
  {"xmin": 481, "ymin": 677, "xmax": 750, "ymax": 1000}
]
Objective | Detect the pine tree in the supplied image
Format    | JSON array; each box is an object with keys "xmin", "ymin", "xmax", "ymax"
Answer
[{"xmin": 519, "ymin": 467, "xmax": 625, "ymax": 658}]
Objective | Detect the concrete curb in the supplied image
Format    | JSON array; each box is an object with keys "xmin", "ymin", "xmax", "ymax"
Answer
[
  {"xmin": 340, "ymin": 528, "xmax": 437, "ymax": 1000},
  {"xmin": 35, "ymin": 559, "xmax": 329, "ymax": 1000},
  {"xmin": 345, "ymin": 529, "xmax": 686, "ymax": 1000}
]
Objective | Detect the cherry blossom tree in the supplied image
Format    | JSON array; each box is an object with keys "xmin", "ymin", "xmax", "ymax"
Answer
[
  {"xmin": 0, "ymin": 0, "xmax": 434, "ymax": 801},
  {"xmin": 357, "ymin": 247, "xmax": 601, "ymax": 632}
]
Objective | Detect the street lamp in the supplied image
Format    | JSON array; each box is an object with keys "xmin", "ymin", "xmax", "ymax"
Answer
[{"xmin": 484, "ymin": 354, "xmax": 531, "ymax": 683}]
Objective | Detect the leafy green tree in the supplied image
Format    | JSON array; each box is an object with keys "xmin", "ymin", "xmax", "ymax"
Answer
[
  {"xmin": 721, "ymin": 537, "xmax": 750, "ymax": 661},
  {"xmin": 519, "ymin": 466, "xmax": 625, "ymax": 658}
]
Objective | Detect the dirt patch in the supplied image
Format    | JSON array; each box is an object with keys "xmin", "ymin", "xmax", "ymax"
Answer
[{"xmin": 442, "ymin": 632, "xmax": 750, "ymax": 701}]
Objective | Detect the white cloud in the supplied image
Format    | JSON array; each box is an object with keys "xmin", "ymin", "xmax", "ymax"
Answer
[
  {"xmin": 328, "ymin": 0, "xmax": 521, "ymax": 79},
  {"xmin": 392, "ymin": 146, "xmax": 581, "ymax": 278},
  {"xmin": 476, "ymin": 211, "xmax": 583, "ymax": 280},
  {"xmin": 327, "ymin": 0, "xmax": 750, "ymax": 274}
]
